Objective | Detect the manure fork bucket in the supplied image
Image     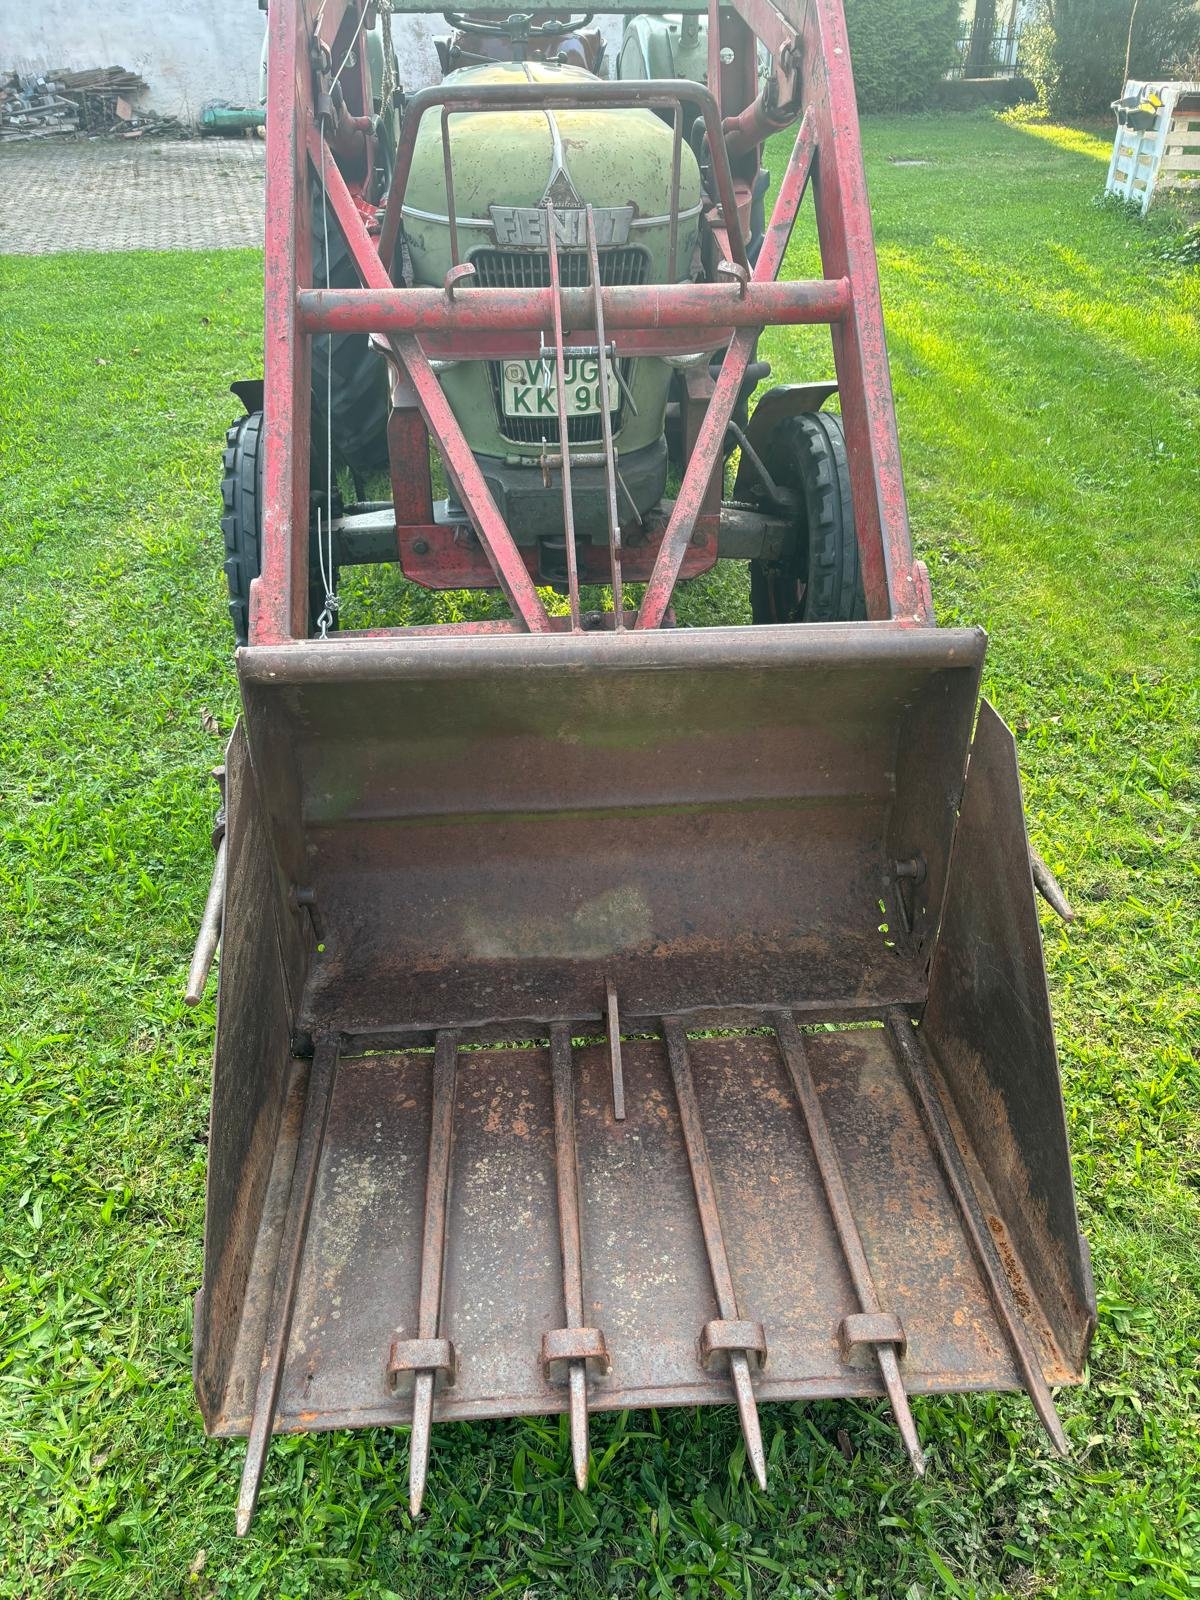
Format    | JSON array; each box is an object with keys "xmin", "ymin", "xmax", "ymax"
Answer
[
  {"xmin": 194, "ymin": 629, "xmax": 1095, "ymax": 1530},
  {"xmin": 185, "ymin": 0, "xmax": 1095, "ymax": 1537}
]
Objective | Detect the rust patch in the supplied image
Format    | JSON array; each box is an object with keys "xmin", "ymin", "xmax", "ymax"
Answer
[{"xmin": 988, "ymin": 1214, "xmax": 1035, "ymax": 1319}]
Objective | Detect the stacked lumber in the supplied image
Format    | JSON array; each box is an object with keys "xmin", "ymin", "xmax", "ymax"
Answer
[
  {"xmin": 0, "ymin": 73, "xmax": 79, "ymax": 139},
  {"xmin": 0, "ymin": 65, "xmax": 179, "ymax": 140}
]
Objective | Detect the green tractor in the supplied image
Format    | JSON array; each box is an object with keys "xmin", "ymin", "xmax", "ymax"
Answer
[
  {"xmin": 400, "ymin": 55, "xmax": 704, "ymax": 549},
  {"xmin": 223, "ymin": 8, "xmax": 861, "ymax": 642}
]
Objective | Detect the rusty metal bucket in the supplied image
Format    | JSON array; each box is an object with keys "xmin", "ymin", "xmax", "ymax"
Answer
[{"xmin": 194, "ymin": 624, "xmax": 1094, "ymax": 1530}]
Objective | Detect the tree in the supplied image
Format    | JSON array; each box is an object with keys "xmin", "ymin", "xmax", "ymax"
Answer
[
  {"xmin": 967, "ymin": 0, "xmax": 999, "ymax": 77},
  {"xmin": 1022, "ymin": 0, "xmax": 1200, "ymax": 116}
]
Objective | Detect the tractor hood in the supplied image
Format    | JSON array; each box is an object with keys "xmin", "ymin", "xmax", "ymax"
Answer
[{"xmin": 401, "ymin": 61, "xmax": 702, "ymax": 240}]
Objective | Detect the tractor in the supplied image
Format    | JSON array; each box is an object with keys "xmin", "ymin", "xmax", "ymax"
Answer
[{"xmin": 190, "ymin": 0, "xmax": 1094, "ymax": 1537}]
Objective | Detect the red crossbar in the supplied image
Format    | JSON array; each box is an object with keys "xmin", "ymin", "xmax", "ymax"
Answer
[{"xmin": 297, "ymin": 278, "xmax": 850, "ymax": 339}]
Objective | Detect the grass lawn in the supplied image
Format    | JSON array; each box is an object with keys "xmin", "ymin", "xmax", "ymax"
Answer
[{"xmin": 1, "ymin": 112, "xmax": 1198, "ymax": 1599}]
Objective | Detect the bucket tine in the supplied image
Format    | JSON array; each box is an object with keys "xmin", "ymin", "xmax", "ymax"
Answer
[
  {"xmin": 886, "ymin": 1010, "xmax": 1070, "ymax": 1456},
  {"xmin": 387, "ymin": 1029, "xmax": 461, "ymax": 1517},
  {"xmin": 566, "ymin": 1359, "xmax": 588, "ymax": 1493},
  {"xmin": 184, "ymin": 834, "xmax": 226, "ymax": 1005},
  {"xmin": 727, "ymin": 1351, "xmax": 765, "ymax": 1485},
  {"xmin": 584, "ymin": 204, "xmax": 625, "ymax": 623},
  {"xmin": 408, "ymin": 1369, "xmax": 435, "ymax": 1518},
  {"xmin": 236, "ymin": 1037, "xmax": 340, "ymax": 1536},
  {"xmin": 551, "ymin": 1022, "xmax": 589, "ymax": 1488},
  {"xmin": 605, "ymin": 980, "xmax": 626, "ymax": 1122},
  {"xmin": 545, "ymin": 1022, "xmax": 610, "ymax": 1490},
  {"xmin": 661, "ymin": 1018, "xmax": 768, "ymax": 1490},
  {"xmin": 773, "ymin": 1014, "xmax": 925, "ymax": 1476},
  {"xmin": 544, "ymin": 204, "xmax": 582, "ymax": 631}
]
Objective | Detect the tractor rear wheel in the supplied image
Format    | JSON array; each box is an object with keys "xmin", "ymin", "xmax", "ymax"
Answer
[
  {"xmin": 220, "ymin": 410, "xmax": 338, "ymax": 646},
  {"xmin": 310, "ymin": 198, "xmax": 391, "ymax": 478},
  {"xmin": 749, "ymin": 411, "xmax": 865, "ymax": 624}
]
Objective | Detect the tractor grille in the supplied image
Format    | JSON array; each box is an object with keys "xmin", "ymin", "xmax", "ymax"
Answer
[
  {"xmin": 472, "ymin": 246, "xmax": 648, "ymax": 445},
  {"xmin": 471, "ymin": 245, "xmax": 649, "ymax": 289}
]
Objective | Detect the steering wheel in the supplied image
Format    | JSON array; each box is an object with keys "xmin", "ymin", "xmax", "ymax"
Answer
[{"xmin": 443, "ymin": 12, "xmax": 594, "ymax": 39}]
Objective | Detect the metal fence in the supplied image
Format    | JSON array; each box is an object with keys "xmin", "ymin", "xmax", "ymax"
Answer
[{"xmin": 950, "ymin": 22, "xmax": 1023, "ymax": 79}]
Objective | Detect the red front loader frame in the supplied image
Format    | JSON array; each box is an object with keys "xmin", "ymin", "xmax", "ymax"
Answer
[{"xmin": 252, "ymin": 0, "xmax": 932, "ymax": 643}]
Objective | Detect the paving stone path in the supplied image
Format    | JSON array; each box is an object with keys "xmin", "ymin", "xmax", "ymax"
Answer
[{"xmin": 0, "ymin": 137, "xmax": 264, "ymax": 254}]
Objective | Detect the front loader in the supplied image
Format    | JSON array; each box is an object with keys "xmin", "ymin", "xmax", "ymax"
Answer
[{"xmin": 189, "ymin": 0, "xmax": 1096, "ymax": 1536}]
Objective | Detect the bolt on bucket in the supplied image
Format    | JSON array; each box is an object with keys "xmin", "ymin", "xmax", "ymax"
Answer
[{"xmin": 193, "ymin": 626, "xmax": 1094, "ymax": 1529}]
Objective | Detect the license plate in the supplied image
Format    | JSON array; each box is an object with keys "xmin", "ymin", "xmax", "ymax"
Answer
[{"xmin": 501, "ymin": 356, "xmax": 618, "ymax": 420}]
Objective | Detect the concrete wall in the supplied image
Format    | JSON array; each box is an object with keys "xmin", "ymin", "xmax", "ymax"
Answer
[
  {"xmin": 2, "ymin": 3, "xmax": 627, "ymax": 125},
  {"xmin": 2, "ymin": 0, "xmax": 267, "ymax": 122}
]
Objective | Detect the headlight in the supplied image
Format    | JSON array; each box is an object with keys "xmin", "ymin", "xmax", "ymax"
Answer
[{"xmin": 662, "ymin": 350, "xmax": 713, "ymax": 372}]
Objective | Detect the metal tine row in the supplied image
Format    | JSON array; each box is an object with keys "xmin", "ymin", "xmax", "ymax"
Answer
[
  {"xmin": 391, "ymin": 1023, "xmax": 613, "ymax": 1514},
  {"xmin": 395, "ymin": 1011, "xmax": 928, "ymax": 1509},
  {"xmin": 235, "ymin": 1008, "xmax": 1067, "ymax": 1533},
  {"xmin": 660, "ymin": 1009, "xmax": 925, "ymax": 1489},
  {"xmin": 661, "ymin": 1008, "xmax": 1068, "ymax": 1486}
]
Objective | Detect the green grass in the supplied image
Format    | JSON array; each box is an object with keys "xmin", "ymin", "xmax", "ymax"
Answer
[{"xmin": 1, "ymin": 113, "xmax": 1197, "ymax": 1599}]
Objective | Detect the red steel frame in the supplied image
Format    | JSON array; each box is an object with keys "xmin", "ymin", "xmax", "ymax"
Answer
[{"xmin": 251, "ymin": 0, "xmax": 932, "ymax": 646}]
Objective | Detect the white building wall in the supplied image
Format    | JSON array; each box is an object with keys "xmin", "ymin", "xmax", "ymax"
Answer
[
  {"xmin": 1, "ymin": 0, "xmax": 267, "ymax": 122},
  {"xmin": 1, "ymin": 2, "xmax": 627, "ymax": 125}
]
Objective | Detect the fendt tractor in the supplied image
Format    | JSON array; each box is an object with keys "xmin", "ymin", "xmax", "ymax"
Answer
[{"xmin": 185, "ymin": 0, "xmax": 1093, "ymax": 1537}]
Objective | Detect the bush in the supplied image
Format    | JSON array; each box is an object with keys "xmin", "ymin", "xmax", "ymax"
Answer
[
  {"xmin": 843, "ymin": 0, "xmax": 962, "ymax": 113},
  {"xmin": 1022, "ymin": 0, "xmax": 1200, "ymax": 117}
]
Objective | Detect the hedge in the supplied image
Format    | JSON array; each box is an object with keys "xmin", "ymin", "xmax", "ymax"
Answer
[{"xmin": 843, "ymin": 0, "xmax": 963, "ymax": 113}]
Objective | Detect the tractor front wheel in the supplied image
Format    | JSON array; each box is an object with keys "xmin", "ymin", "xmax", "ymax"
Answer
[
  {"xmin": 220, "ymin": 410, "xmax": 337, "ymax": 646},
  {"xmin": 748, "ymin": 411, "xmax": 865, "ymax": 624}
]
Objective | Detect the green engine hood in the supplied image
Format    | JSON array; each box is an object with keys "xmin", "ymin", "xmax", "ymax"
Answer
[{"xmin": 402, "ymin": 60, "xmax": 702, "ymax": 230}]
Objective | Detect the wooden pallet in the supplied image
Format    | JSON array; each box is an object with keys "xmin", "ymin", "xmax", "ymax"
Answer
[{"xmin": 1106, "ymin": 79, "xmax": 1200, "ymax": 215}]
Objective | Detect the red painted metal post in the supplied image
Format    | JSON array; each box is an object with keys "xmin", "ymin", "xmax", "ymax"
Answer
[
  {"xmin": 388, "ymin": 409, "xmax": 434, "ymax": 534},
  {"xmin": 307, "ymin": 127, "xmax": 387, "ymax": 287},
  {"xmin": 707, "ymin": 0, "xmax": 723, "ymax": 119},
  {"xmin": 757, "ymin": 105, "xmax": 817, "ymax": 279},
  {"xmin": 799, "ymin": 0, "xmax": 926, "ymax": 621},
  {"xmin": 252, "ymin": 0, "xmax": 317, "ymax": 645}
]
